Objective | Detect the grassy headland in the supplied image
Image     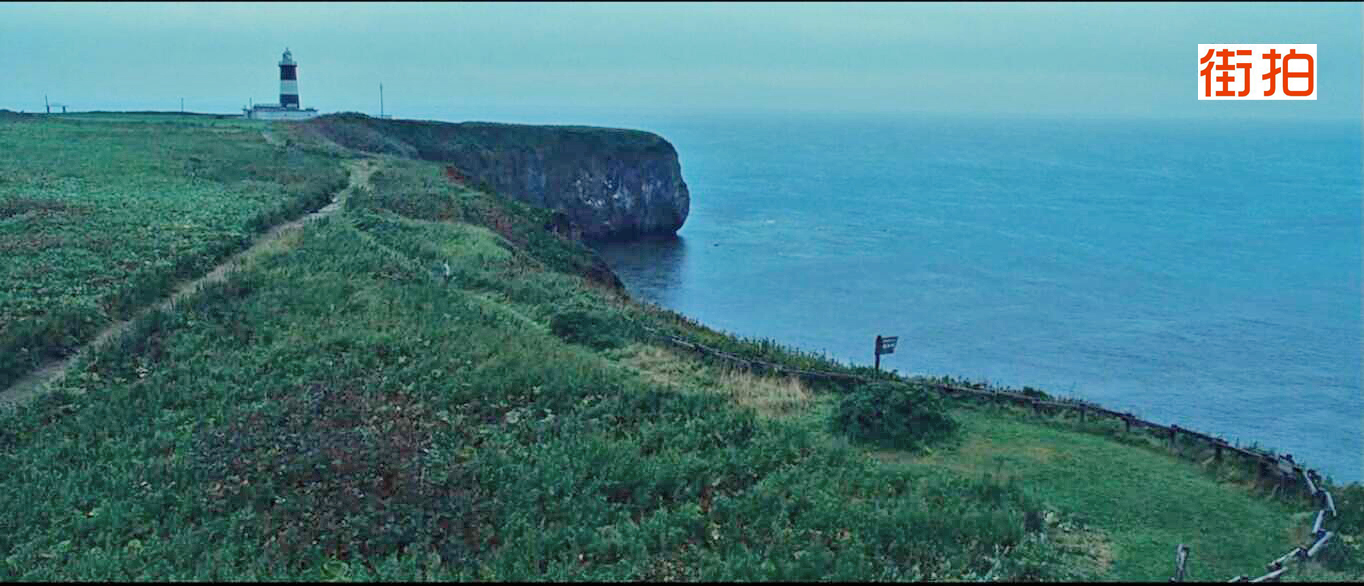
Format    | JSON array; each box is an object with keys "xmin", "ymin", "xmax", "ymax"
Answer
[
  {"xmin": 0, "ymin": 112, "xmax": 346, "ymax": 389},
  {"xmin": 0, "ymin": 113, "xmax": 1358, "ymax": 581}
]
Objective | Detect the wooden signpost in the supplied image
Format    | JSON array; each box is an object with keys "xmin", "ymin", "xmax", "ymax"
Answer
[{"xmin": 874, "ymin": 335, "xmax": 898, "ymax": 372}]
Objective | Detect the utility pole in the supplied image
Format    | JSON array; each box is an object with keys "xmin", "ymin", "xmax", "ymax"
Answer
[
  {"xmin": 180, "ymin": 98, "xmax": 184, "ymax": 113},
  {"xmin": 379, "ymin": 83, "xmax": 384, "ymax": 118},
  {"xmin": 45, "ymin": 94, "xmax": 50, "ymax": 114}
]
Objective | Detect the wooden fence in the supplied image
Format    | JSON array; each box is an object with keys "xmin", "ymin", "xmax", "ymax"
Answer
[{"xmin": 635, "ymin": 324, "xmax": 1340, "ymax": 582}]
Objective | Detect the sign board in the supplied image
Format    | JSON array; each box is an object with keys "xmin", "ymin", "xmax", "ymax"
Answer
[{"xmin": 874, "ymin": 334, "xmax": 898, "ymax": 372}]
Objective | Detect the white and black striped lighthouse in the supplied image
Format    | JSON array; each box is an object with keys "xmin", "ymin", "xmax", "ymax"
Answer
[
  {"xmin": 243, "ymin": 47, "xmax": 319, "ymax": 120},
  {"xmin": 279, "ymin": 48, "xmax": 300, "ymax": 108}
]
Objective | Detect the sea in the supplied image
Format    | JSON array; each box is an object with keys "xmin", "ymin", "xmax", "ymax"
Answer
[
  {"xmin": 420, "ymin": 106, "xmax": 1361, "ymax": 483},
  {"xmin": 578, "ymin": 112, "xmax": 1361, "ymax": 484}
]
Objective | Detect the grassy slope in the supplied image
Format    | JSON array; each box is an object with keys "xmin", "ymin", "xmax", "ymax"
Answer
[
  {"xmin": 612, "ymin": 342, "xmax": 1362, "ymax": 581},
  {"xmin": 0, "ymin": 115, "xmax": 1358, "ymax": 581},
  {"xmin": 883, "ymin": 408, "xmax": 1292, "ymax": 580},
  {"xmin": 0, "ymin": 113, "xmax": 347, "ymax": 389}
]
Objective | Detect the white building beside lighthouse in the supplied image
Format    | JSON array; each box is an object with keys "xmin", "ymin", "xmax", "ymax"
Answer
[{"xmin": 244, "ymin": 48, "xmax": 319, "ymax": 120}]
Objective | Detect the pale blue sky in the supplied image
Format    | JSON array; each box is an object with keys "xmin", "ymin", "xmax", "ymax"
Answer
[{"xmin": 1, "ymin": 2, "xmax": 1359, "ymax": 123}]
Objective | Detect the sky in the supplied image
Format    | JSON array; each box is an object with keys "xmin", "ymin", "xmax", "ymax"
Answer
[{"xmin": 1, "ymin": 2, "xmax": 1360, "ymax": 125}]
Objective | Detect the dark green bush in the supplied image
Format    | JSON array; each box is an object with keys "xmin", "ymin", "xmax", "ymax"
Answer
[
  {"xmin": 832, "ymin": 382, "xmax": 959, "ymax": 450},
  {"xmin": 548, "ymin": 308, "xmax": 636, "ymax": 350}
]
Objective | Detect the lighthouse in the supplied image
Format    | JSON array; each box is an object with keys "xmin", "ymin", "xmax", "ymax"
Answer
[
  {"xmin": 279, "ymin": 48, "xmax": 300, "ymax": 108},
  {"xmin": 243, "ymin": 47, "xmax": 319, "ymax": 120}
]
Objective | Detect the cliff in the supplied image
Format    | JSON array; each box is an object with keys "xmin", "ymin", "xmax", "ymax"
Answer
[{"xmin": 303, "ymin": 113, "xmax": 690, "ymax": 240}]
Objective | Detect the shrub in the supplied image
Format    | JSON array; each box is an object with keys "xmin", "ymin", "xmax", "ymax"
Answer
[
  {"xmin": 832, "ymin": 382, "xmax": 959, "ymax": 450},
  {"xmin": 549, "ymin": 308, "xmax": 636, "ymax": 350}
]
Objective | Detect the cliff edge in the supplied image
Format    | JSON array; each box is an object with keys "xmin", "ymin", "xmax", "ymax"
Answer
[{"xmin": 303, "ymin": 113, "xmax": 690, "ymax": 240}]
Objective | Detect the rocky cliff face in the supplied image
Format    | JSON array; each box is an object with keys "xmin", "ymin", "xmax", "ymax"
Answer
[{"xmin": 305, "ymin": 114, "xmax": 690, "ymax": 240}]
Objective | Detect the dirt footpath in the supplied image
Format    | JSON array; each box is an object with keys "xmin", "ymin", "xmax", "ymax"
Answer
[{"xmin": 0, "ymin": 158, "xmax": 378, "ymax": 410}]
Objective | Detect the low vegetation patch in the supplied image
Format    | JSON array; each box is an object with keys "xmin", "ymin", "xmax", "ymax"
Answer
[
  {"xmin": 191, "ymin": 383, "xmax": 480, "ymax": 570},
  {"xmin": 833, "ymin": 381, "xmax": 959, "ymax": 451},
  {"xmin": 615, "ymin": 344, "xmax": 814, "ymax": 419},
  {"xmin": 549, "ymin": 308, "xmax": 639, "ymax": 350}
]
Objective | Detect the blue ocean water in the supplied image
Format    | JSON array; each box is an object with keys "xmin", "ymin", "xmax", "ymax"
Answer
[{"xmin": 592, "ymin": 113, "xmax": 1362, "ymax": 483}]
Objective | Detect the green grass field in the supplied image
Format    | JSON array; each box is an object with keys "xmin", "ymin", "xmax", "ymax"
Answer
[
  {"xmin": 0, "ymin": 113, "xmax": 346, "ymax": 389},
  {"xmin": 0, "ymin": 113, "xmax": 1358, "ymax": 581}
]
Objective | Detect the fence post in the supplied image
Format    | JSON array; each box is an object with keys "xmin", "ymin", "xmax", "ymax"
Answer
[
  {"xmin": 1267, "ymin": 547, "xmax": 1299, "ymax": 572},
  {"xmin": 1170, "ymin": 424, "xmax": 1178, "ymax": 451},
  {"xmin": 1306, "ymin": 532, "xmax": 1333, "ymax": 558},
  {"xmin": 1301, "ymin": 469, "xmax": 1318, "ymax": 497},
  {"xmin": 1250, "ymin": 566, "xmax": 1288, "ymax": 582}
]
